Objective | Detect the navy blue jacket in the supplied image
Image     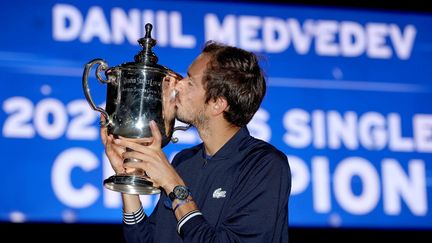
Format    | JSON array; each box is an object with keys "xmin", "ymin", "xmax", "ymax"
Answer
[{"xmin": 124, "ymin": 127, "xmax": 291, "ymax": 242}]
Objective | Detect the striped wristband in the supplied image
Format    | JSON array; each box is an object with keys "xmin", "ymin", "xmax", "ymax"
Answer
[{"xmin": 123, "ymin": 206, "xmax": 145, "ymax": 225}]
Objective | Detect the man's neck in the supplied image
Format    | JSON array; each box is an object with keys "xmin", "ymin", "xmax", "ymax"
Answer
[{"xmin": 198, "ymin": 121, "xmax": 240, "ymax": 157}]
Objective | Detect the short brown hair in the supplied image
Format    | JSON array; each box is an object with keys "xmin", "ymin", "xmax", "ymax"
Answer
[{"xmin": 201, "ymin": 41, "xmax": 266, "ymax": 127}]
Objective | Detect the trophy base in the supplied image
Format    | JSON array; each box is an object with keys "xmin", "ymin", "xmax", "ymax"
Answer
[{"xmin": 103, "ymin": 174, "xmax": 161, "ymax": 195}]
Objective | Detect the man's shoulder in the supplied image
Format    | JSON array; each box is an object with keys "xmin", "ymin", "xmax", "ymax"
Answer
[
  {"xmin": 242, "ymin": 136, "xmax": 289, "ymax": 169},
  {"xmin": 236, "ymin": 136, "xmax": 291, "ymax": 194},
  {"xmin": 245, "ymin": 136, "xmax": 286, "ymax": 157}
]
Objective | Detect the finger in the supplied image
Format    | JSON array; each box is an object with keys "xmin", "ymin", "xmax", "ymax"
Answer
[
  {"xmin": 122, "ymin": 149, "xmax": 157, "ymax": 163},
  {"xmin": 106, "ymin": 136, "xmax": 125, "ymax": 156},
  {"xmin": 118, "ymin": 136, "xmax": 154, "ymax": 145},
  {"xmin": 105, "ymin": 140, "xmax": 125, "ymax": 173},
  {"xmin": 169, "ymin": 76, "xmax": 177, "ymax": 91},
  {"xmin": 165, "ymin": 77, "xmax": 176, "ymax": 98},
  {"xmin": 122, "ymin": 152, "xmax": 155, "ymax": 172},
  {"xmin": 164, "ymin": 76, "xmax": 177, "ymax": 91},
  {"xmin": 100, "ymin": 115, "xmax": 108, "ymax": 144},
  {"xmin": 123, "ymin": 167, "xmax": 138, "ymax": 174},
  {"xmin": 110, "ymin": 139, "xmax": 126, "ymax": 156},
  {"xmin": 113, "ymin": 137, "xmax": 151, "ymax": 154},
  {"xmin": 149, "ymin": 120, "xmax": 162, "ymax": 147}
]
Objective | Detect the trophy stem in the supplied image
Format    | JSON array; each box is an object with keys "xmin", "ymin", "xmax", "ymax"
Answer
[{"xmin": 103, "ymin": 165, "xmax": 161, "ymax": 195}]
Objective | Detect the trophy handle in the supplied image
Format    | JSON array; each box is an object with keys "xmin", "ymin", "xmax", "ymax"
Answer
[
  {"xmin": 171, "ymin": 124, "xmax": 192, "ymax": 143},
  {"xmin": 82, "ymin": 58, "xmax": 111, "ymax": 126}
]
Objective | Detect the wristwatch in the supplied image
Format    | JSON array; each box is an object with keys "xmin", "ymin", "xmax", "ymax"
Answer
[{"xmin": 168, "ymin": 185, "xmax": 190, "ymax": 201}]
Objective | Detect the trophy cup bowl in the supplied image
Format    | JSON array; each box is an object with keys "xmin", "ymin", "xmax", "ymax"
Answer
[{"xmin": 82, "ymin": 23, "xmax": 188, "ymax": 195}]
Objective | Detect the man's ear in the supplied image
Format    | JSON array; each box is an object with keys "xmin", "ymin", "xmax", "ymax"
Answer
[{"xmin": 212, "ymin": 97, "xmax": 228, "ymax": 114}]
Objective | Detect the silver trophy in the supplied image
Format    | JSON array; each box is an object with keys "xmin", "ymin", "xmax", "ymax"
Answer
[{"xmin": 82, "ymin": 23, "xmax": 189, "ymax": 195}]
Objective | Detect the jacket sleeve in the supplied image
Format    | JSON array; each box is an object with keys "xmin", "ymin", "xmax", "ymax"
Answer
[
  {"xmin": 121, "ymin": 147, "xmax": 200, "ymax": 243},
  {"xmin": 122, "ymin": 201, "xmax": 161, "ymax": 243},
  {"xmin": 180, "ymin": 150, "xmax": 291, "ymax": 243}
]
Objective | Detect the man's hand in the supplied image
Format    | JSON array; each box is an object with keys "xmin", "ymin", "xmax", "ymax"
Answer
[
  {"xmin": 162, "ymin": 75, "xmax": 178, "ymax": 137},
  {"xmin": 114, "ymin": 120, "xmax": 184, "ymax": 192},
  {"xmin": 100, "ymin": 116, "xmax": 126, "ymax": 174}
]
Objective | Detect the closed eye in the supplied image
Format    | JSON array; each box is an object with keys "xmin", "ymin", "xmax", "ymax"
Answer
[{"xmin": 187, "ymin": 76, "xmax": 194, "ymax": 86}]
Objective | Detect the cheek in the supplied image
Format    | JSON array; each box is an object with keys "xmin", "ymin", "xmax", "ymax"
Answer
[{"xmin": 184, "ymin": 96, "xmax": 195, "ymax": 107}]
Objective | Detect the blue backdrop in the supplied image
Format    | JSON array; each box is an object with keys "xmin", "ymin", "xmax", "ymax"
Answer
[{"xmin": 1, "ymin": 0, "xmax": 431, "ymax": 229}]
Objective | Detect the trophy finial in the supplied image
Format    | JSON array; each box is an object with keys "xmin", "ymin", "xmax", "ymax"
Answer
[
  {"xmin": 135, "ymin": 23, "xmax": 158, "ymax": 64},
  {"xmin": 144, "ymin": 23, "xmax": 152, "ymax": 38}
]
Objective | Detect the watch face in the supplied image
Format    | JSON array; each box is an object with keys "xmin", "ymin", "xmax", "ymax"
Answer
[{"xmin": 174, "ymin": 185, "xmax": 189, "ymax": 200}]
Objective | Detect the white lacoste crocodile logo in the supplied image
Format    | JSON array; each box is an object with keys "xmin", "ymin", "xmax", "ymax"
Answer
[{"xmin": 212, "ymin": 188, "xmax": 226, "ymax": 199}]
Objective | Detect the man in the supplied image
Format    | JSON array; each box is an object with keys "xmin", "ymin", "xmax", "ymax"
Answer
[{"xmin": 101, "ymin": 41, "xmax": 291, "ymax": 242}]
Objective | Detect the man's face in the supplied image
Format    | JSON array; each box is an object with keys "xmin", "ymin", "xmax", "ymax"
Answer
[{"xmin": 174, "ymin": 53, "xmax": 210, "ymax": 128}]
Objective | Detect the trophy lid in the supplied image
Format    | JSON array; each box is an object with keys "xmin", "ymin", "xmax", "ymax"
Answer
[
  {"xmin": 134, "ymin": 23, "xmax": 158, "ymax": 65},
  {"xmin": 113, "ymin": 23, "xmax": 182, "ymax": 80}
]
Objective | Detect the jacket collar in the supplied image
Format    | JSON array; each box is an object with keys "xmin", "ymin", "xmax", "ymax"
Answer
[{"xmin": 202, "ymin": 127, "xmax": 250, "ymax": 161}]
